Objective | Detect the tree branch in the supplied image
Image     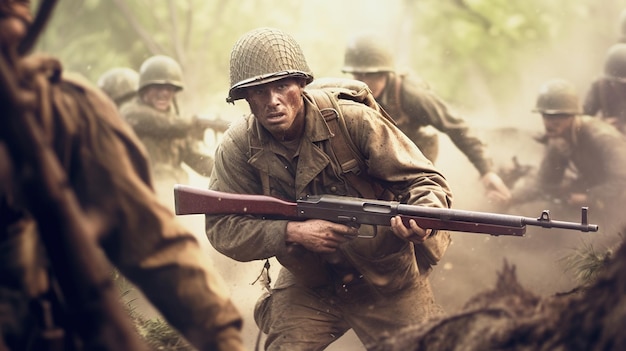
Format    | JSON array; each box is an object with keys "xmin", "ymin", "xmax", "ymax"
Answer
[
  {"xmin": 111, "ymin": 0, "xmax": 167, "ymax": 55},
  {"xmin": 168, "ymin": 0, "xmax": 186, "ymax": 67}
]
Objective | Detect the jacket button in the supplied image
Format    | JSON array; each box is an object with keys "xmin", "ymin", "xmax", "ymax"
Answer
[{"xmin": 330, "ymin": 186, "xmax": 337, "ymax": 193}]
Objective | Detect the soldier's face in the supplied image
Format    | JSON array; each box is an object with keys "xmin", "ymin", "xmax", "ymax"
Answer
[
  {"xmin": 141, "ymin": 84, "xmax": 176, "ymax": 111},
  {"xmin": 245, "ymin": 78, "xmax": 306, "ymax": 141},
  {"xmin": 542, "ymin": 114, "xmax": 574, "ymax": 139},
  {"xmin": 352, "ymin": 72, "xmax": 388, "ymax": 99}
]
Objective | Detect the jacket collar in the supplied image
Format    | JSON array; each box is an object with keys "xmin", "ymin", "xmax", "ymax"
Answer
[{"xmin": 247, "ymin": 94, "xmax": 335, "ymax": 196}]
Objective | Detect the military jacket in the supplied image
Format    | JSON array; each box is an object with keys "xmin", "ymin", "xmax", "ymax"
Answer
[
  {"xmin": 0, "ymin": 56, "xmax": 240, "ymax": 350},
  {"xmin": 516, "ymin": 116, "xmax": 626, "ymax": 209},
  {"xmin": 206, "ymin": 92, "xmax": 452, "ymax": 293},
  {"xmin": 379, "ymin": 73, "xmax": 493, "ymax": 175},
  {"xmin": 121, "ymin": 99, "xmax": 213, "ymax": 181},
  {"xmin": 583, "ymin": 77, "xmax": 626, "ymax": 132}
]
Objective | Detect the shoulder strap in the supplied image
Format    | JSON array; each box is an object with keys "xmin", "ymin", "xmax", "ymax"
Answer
[{"xmin": 308, "ymin": 89, "xmax": 385, "ymax": 199}]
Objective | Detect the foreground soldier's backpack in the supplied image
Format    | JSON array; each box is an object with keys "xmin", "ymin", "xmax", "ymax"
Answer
[
  {"xmin": 305, "ymin": 77, "xmax": 451, "ymax": 273},
  {"xmin": 306, "ymin": 77, "xmax": 396, "ymax": 200}
]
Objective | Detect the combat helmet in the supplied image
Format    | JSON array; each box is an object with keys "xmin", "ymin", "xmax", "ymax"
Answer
[
  {"xmin": 533, "ymin": 79, "xmax": 581, "ymax": 115},
  {"xmin": 138, "ymin": 55, "xmax": 184, "ymax": 92},
  {"xmin": 97, "ymin": 67, "xmax": 139, "ymax": 104},
  {"xmin": 227, "ymin": 27, "xmax": 313, "ymax": 103},
  {"xmin": 342, "ymin": 32, "xmax": 395, "ymax": 74},
  {"xmin": 604, "ymin": 43, "xmax": 626, "ymax": 82}
]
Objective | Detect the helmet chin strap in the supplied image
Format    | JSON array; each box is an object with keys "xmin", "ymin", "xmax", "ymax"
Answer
[{"xmin": 17, "ymin": 0, "xmax": 58, "ymax": 56}]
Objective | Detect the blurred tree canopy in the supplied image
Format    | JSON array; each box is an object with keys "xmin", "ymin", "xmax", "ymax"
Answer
[{"xmin": 33, "ymin": 0, "xmax": 624, "ymax": 123}]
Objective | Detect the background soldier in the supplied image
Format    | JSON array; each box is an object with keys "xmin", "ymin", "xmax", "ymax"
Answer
[
  {"xmin": 96, "ymin": 67, "xmax": 139, "ymax": 109},
  {"xmin": 207, "ymin": 27, "xmax": 453, "ymax": 351},
  {"xmin": 0, "ymin": 0, "xmax": 244, "ymax": 350},
  {"xmin": 120, "ymin": 55, "xmax": 214, "ymax": 202},
  {"xmin": 510, "ymin": 78, "xmax": 626, "ymax": 241},
  {"xmin": 342, "ymin": 32, "xmax": 511, "ymax": 204},
  {"xmin": 583, "ymin": 43, "xmax": 626, "ymax": 133}
]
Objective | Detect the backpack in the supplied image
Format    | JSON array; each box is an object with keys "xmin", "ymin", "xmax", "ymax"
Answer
[
  {"xmin": 305, "ymin": 78, "xmax": 451, "ymax": 272},
  {"xmin": 305, "ymin": 77, "xmax": 396, "ymax": 200}
]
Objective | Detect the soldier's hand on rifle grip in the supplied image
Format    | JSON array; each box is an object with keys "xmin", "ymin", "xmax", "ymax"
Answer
[
  {"xmin": 285, "ymin": 219, "xmax": 359, "ymax": 253},
  {"xmin": 390, "ymin": 216, "xmax": 431, "ymax": 245}
]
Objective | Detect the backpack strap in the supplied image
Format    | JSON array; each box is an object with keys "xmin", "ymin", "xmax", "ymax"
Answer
[{"xmin": 308, "ymin": 89, "xmax": 385, "ymax": 199}]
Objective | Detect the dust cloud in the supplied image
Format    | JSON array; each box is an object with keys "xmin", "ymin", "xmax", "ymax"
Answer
[{"xmin": 143, "ymin": 5, "xmax": 624, "ymax": 350}]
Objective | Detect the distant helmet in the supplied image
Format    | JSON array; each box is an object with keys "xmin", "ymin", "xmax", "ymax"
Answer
[
  {"xmin": 604, "ymin": 44, "xmax": 626, "ymax": 82},
  {"xmin": 97, "ymin": 67, "xmax": 139, "ymax": 104},
  {"xmin": 227, "ymin": 27, "xmax": 313, "ymax": 103},
  {"xmin": 342, "ymin": 32, "xmax": 395, "ymax": 74},
  {"xmin": 138, "ymin": 55, "xmax": 184, "ymax": 92},
  {"xmin": 533, "ymin": 79, "xmax": 581, "ymax": 115}
]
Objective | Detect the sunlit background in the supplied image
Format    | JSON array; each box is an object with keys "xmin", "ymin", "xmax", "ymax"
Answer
[{"xmin": 32, "ymin": 0, "xmax": 626, "ymax": 349}]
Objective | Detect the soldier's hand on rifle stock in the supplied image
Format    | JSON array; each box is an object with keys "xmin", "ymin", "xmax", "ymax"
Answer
[
  {"xmin": 390, "ymin": 216, "xmax": 432, "ymax": 245},
  {"xmin": 286, "ymin": 219, "xmax": 359, "ymax": 253}
]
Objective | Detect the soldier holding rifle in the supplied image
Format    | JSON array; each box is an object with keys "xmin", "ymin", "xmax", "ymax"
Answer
[
  {"xmin": 206, "ymin": 27, "xmax": 453, "ymax": 351},
  {"xmin": 509, "ymin": 78, "xmax": 626, "ymax": 238},
  {"xmin": 121, "ymin": 54, "xmax": 216, "ymax": 185}
]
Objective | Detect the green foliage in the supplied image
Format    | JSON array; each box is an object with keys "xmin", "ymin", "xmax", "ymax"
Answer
[
  {"xmin": 560, "ymin": 242, "xmax": 613, "ymax": 286},
  {"xmin": 131, "ymin": 314, "xmax": 194, "ymax": 351},
  {"xmin": 410, "ymin": 0, "xmax": 619, "ymax": 110},
  {"xmin": 31, "ymin": 0, "xmax": 626, "ymax": 121},
  {"xmin": 112, "ymin": 269, "xmax": 193, "ymax": 351}
]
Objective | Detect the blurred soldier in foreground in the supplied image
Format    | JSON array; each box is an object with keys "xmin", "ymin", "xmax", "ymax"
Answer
[
  {"xmin": 509, "ymin": 79, "xmax": 626, "ymax": 236},
  {"xmin": 583, "ymin": 43, "xmax": 626, "ymax": 133},
  {"xmin": 0, "ymin": 0, "xmax": 244, "ymax": 350},
  {"xmin": 207, "ymin": 27, "xmax": 453, "ymax": 350},
  {"xmin": 342, "ymin": 32, "xmax": 511, "ymax": 204},
  {"xmin": 96, "ymin": 66, "xmax": 139, "ymax": 109},
  {"xmin": 120, "ymin": 55, "xmax": 214, "ymax": 200}
]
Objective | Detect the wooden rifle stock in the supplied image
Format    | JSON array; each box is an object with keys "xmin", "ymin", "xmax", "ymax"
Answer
[
  {"xmin": 174, "ymin": 184, "xmax": 599, "ymax": 237},
  {"xmin": 174, "ymin": 184, "xmax": 300, "ymax": 219}
]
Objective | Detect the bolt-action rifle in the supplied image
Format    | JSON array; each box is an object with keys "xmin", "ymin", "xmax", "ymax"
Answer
[{"xmin": 173, "ymin": 184, "xmax": 598, "ymax": 237}]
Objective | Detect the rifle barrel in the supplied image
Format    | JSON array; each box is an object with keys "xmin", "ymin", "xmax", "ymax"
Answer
[{"xmin": 174, "ymin": 185, "xmax": 600, "ymax": 236}]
